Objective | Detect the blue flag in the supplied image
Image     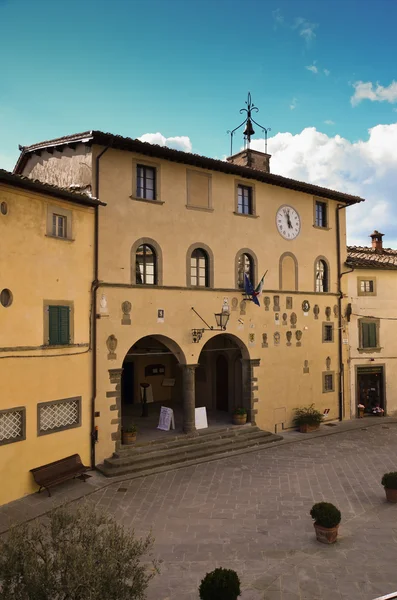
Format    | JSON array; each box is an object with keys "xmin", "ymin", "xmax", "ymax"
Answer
[{"xmin": 244, "ymin": 274, "xmax": 260, "ymax": 306}]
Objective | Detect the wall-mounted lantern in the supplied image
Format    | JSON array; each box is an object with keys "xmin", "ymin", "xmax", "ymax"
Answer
[{"xmin": 191, "ymin": 307, "xmax": 230, "ymax": 343}]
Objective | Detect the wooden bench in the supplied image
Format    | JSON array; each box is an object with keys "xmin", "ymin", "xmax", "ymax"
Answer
[{"xmin": 30, "ymin": 454, "xmax": 89, "ymax": 497}]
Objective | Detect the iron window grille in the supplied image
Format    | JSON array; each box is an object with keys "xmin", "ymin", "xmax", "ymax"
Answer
[
  {"xmin": 0, "ymin": 408, "xmax": 25, "ymax": 445},
  {"xmin": 38, "ymin": 397, "xmax": 81, "ymax": 435}
]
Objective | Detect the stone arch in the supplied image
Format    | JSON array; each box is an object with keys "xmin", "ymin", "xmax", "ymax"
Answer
[
  {"xmin": 279, "ymin": 251, "xmax": 298, "ymax": 291},
  {"xmin": 235, "ymin": 248, "xmax": 258, "ymax": 289},
  {"xmin": 130, "ymin": 237, "xmax": 163, "ymax": 285},
  {"xmin": 186, "ymin": 242, "xmax": 214, "ymax": 288}
]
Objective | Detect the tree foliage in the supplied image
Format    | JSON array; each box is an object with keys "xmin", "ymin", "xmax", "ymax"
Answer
[{"xmin": 0, "ymin": 502, "xmax": 158, "ymax": 600}]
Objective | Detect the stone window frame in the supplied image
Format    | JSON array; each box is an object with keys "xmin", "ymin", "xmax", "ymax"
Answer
[
  {"xmin": 0, "ymin": 406, "xmax": 26, "ymax": 446},
  {"xmin": 186, "ymin": 242, "xmax": 214, "ymax": 288},
  {"xmin": 279, "ymin": 251, "xmax": 299, "ymax": 291},
  {"xmin": 130, "ymin": 237, "xmax": 163, "ymax": 285},
  {"xmin": 186, "ymin": 168, "xmax": 213, "ymax": 212},
  {"xmin": 37, "ymin": 396, "xmax": 82, "ymax": 436},
  {"xmin": 322, "ymin": 371, "xmax": 335, "ymax": 393},
  {"xmin": 322, "ymin": 322, "xmax": 334, "ymax": 343},
  {"xmin": 357, "ymin": 276, "xmax": 377, "ymax": 297},
  {"xmin": 314, "ymin": 255, "xmax": 330, "ymax": 293},
  {"xmin": 358, "ymin": 317, "xmax": 381, "ymax": 353},
  {"xmin": 313, "ymin": 197, "xmax": 330, "ymax": 230},
  {"xmin": 235, "ymin": 248, "xmax": 258, "ymax": 289},
  {"xmin": 234, "ymin": 180, "xmax": 258, "ymax": 218},
  {"xmin": 43, "ymin": 300, "xmax": 74, "ymax": 346},
  {"xmin": 46, "ymin": 204, "xmax": 73, "ymax": 241},
  {"xmin": 130, "ymin": 157, "xmax": 163, "ymax": 205}
]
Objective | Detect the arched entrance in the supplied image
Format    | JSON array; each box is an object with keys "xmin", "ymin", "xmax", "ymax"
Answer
[
  {"xmin": 120, "ymin": 335, "xmax": 186, "ymax": 440},
  {"xmin": 196, "ymin": 333, "xmax": 251, "ymax": 423}
]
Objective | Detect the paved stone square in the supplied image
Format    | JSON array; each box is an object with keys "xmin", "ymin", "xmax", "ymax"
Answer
[{"xmin": 3, "ymin": 422, "xmax": 397, "ymax": 599}]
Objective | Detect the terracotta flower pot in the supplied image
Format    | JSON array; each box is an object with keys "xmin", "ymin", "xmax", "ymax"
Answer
[
  {"xmin": 299, "ymin": 423, "xmax": 320, "ymax": 433},
  {"xmin": 122, "ymin": 432, "xmax": 137, "ymax": 445},
  {"xmin": 385, "ymin": 488, "xmax": 397, "ymax": 503},
  {"xmin": 233, "ymin": 414, "xmax": 247, "ymax": 425},
  {"xmin": 314, "ymin": 523, "xmax": 339, "ymax": 544}
]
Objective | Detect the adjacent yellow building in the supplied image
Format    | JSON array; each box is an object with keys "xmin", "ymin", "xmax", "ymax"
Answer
[
  {"xmin": 14, "ymin": 131, "xmax": 364, "ymax": 472},
  {"xmin": 0, "ymin": 170, "xmax": 102, "ymax": 505},
  {"xmin": 346, "ymin": 231, "xmax": 397, "ymax": 418}
]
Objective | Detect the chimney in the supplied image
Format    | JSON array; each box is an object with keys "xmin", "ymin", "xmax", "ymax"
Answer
[
  {"xmin": 370, "ymin": 230, "xmax": 384, "ymax": 252},
  {"xmin": 226, "ymin": 149, "xmax": 271, "ymax": 173}
]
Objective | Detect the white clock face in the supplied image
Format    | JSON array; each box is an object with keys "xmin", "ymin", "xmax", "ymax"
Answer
[{"xmin": 276, "ymin": 205, "xmax": 301, "ymax": 240}]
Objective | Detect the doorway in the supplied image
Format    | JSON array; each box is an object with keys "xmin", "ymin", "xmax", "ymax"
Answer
[
  {"xmin": 357, "ymin": 366, "xmax": 385, "ymax": 415},
  {"xmin": 216, "ymin": 355, "xmax": 229, "ymax": 411}
]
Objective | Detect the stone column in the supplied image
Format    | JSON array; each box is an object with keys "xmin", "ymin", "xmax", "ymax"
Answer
[{"xmin": 181, "ymin": 364, "xmax": 198, "ymax": 434}]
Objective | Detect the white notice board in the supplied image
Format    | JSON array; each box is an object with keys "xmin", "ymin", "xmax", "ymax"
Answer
[
  {"xmin": 195, "ymin": 407, "xmax": 208, "ymax": 430},
  {"xmin": 157, "ymin": 407, "xmax": 175, "ymax": 431}
]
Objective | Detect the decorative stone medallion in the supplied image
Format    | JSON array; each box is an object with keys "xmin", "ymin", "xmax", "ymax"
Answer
[
  {"xmin": 264, "ymin": 296, "xmax": 270, "ymax": 311},
  {"xmin": 106, "ymin": 335, "xmax": 118, "ymax": 360},
  {"xmin": 231, "ymin": 297, "xmax": 239, "ymax": 311},
  {"xmin": 325, "ymin": 306, "xmax": 332, "ymax": 321},
  {"xmin": 273, "ymin": 295, "xmax": 280, "ymax": 311},
  {"xmin": 262, "ymin": 333, "xmax": 268, "ymax": 348},
  {"xmin": 275, "ymin": 312, "xmax": 280, "ymax": 325},
  {"xmin": 326, "ymin": 356, "xmax": 331, "ymax": 371},
  {"xmin": 286, "ymin": 331, "xmax": 292, "ymax": 346},
  {"xmin": 248, "ymin": 333, "xmax": 255, "ymax": 346},
  {"xmin": 286, "ymin": 297, "xmax": 293, "ymax": 310},
  {"xmin": 240, "ymin": 300, "xmax": 246, "ymax": 315},
  {"xmin": 333, "ymin": 304, "xmax": 339, "ymax": 318},
  {"xmin": 282, "ymin": 313, "xmax": 288, "ymax": 326},
  {"xmin": 302, "ymin": 300, "xmax": 310, "ymax": 314},
  {"xmin": 274, "ymin": 332, "xmax": 280, "ymax": 346},
  {"xmin": 290, "ymin": 312, "xmax": 297, "ymax": 329},
  {"xmin": 303, "ymin": 359, "xmax": 309, "ymax": 374},
  {"xmin": 121, "ymin": 301, "xmax": 132, "ymax": 325},
  {"xmin": 313, "ymin": 305, "xmax": 320, "ymax": 320},
  {"xmin": 99, "ymin": 293, "xmax": 108, "ymax": 315},
  {"xmin": 295, "ymin": 330, "xmax": 302, "ymax": 347}
]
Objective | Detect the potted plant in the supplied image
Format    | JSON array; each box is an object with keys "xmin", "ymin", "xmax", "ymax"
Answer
[
  {"xmin": 310, "ymin": 502, "xmax": 341, "ymax": 544},
  {"xmin": 358, "ymin": 403, "xmax": 365, "ymax": 418},
  {"xmin": 232, "ymin": 407, "xmax": 247, "ymax": 425},
  {"xmin": 293, "ymin": 404, "xmax": 323, "ymax": 433},
  {"xmin": 381, "ymin": 472, "xmax": 397, "ymax": 503},
  {"xmin": 122, "ymin": 424, "xmax": 137, "ymax": 445},
  {"xmin": 199, "ymin": 567, "xmax": 241, "ymax": 600}
]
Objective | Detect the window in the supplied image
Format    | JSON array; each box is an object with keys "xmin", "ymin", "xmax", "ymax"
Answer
[
  {"xmin": 52, "ymin": 213, "xmax": 67, "ymax": 238},
  {"xmin": 190, "ymin": 248, "xmax": 209, "ymax": 287},
  {"xmin": 323, "ymin": 323, "xmax": 334, "ymax": 342},
  {"xmin": 358, "ymin": 278, "xmax": 376, "ymax": 296},
  {"xmin": 0, "ymin": 407, "xmax": 25, "ymax": 446},
  {"xmin": 238, "ymin": 253, "xmax": 254, "ymax": 288},
  {"xmin": 237, "ymin": 185, "xmax": 253, "ymax": 215},
  {"xmin": 323, "ymin": 372, "xmax": 335, "ymax": 393},
  {"xmin": 359, "ymin": 320, "xmax": 379, "ymax": 349},
  {"xmin": 315, "ymin": 201, "xmax": 327, "ymax": 228},
  {"xmin": 48, "ymin": 305, "xmax": 70, "ymax": 345},
  {"xmin": 137, "ymin": 165, "xmax": 156, "ymax": 200},
  {"xmin": 136, "ymin": 244, "xmax": 156, "ymax": 285},
  {"xmin": 37, "ymin": 397, "xmax": 81, "ymax": 435},
  {"xmin": 315, "ymin": 259, "xmax": 329, "ymax": 292}
]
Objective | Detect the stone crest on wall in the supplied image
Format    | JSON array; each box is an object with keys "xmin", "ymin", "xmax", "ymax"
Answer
[
  {"xmin": 106, "ymin": 335, "xmax": 118, "ymax": 360},
  {"xmin": 121, "ymin": 301, "xmax": 132, "ymax": 325}
]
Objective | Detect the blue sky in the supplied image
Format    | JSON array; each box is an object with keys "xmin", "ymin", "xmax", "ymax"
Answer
[{"xmin": 1, "ymin": 0, "xmax": 397, "ymax": 244}]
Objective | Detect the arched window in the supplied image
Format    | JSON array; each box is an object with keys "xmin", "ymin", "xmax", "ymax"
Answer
[
  {"xmin": 279, "ymin": 252, "xmax": 298, "ymax": 291},
  {"xmin": 190, "ymin": 248, "xmax": 209, "ymax": 287},
  {"xmin": 136, "ymin": 244, "xmax": 157, "ymax": 285},
  {"xmin": 315, "ymin": 259, "xmax": 329, "ymax": 292},
  {"xmin": 237, "ymin": 253, "xmax": 254, "ymax": 289}
]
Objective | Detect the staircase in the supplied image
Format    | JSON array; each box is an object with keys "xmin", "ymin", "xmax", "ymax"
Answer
[{"xmin": 97, "ymin": 424, "xmax": 282, "ymax": 479}]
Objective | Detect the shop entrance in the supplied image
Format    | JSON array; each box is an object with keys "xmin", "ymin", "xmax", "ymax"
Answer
[{"xmin": 357, "ymin": 366, "xmax": 385, "ymax": 416}]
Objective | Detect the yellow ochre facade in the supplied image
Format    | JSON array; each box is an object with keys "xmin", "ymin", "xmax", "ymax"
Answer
[
  {"xmin": 0, "ymin": 171, "xmax": 100, "ymax": 505},
  {"xmin": 14, "ymin": 131, "xmax": 363, "ymax": 470}
]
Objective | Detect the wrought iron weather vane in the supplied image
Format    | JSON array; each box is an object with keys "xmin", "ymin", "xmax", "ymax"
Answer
[{"xmin": 227, "ymin": 92, "xmax": 271, "ymax": 156}]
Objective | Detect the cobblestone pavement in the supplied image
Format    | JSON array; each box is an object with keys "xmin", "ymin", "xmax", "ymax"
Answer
[
  {"xmin": 81, "ymin": 422, "xmax": 397, "ymax": 600},
  {"xmin": 3, "ymin": 422, "xmax": 397, "ymax": 599}
]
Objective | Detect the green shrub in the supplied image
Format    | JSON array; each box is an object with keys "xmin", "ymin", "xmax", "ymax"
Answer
[
  {"xmin": 0, "ymin": 503, "xmax": 158, "ymax": 600},
  {"xmin": 310, "ymin": 502, "xmax": 341, "ymax": 528},
  {"xmin": 381, "ymin": 472, "xmax": 397, "ymax": 490},
  {"xmin": 233, "ymin": 407, "xmax": 247, "ymax": 416},
  {"xmin": 293, "ymin": 404, "xmax": 323, "ymax": 427},
  {"xmin": 199, "ymin": 567, "xmax": 241, "ymax": 600},
  {"xmin": 124, "ymin": 424, "xmax": 137, "ymax": 434}
]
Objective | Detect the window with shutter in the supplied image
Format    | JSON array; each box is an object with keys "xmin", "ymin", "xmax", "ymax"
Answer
[
  {"xmin": 360, "ymin": 320, "xmax": 378, "ymax": 349},
  {"xmin": 48, "ymin": 306, "xmax": 70, "ymax": 345}
]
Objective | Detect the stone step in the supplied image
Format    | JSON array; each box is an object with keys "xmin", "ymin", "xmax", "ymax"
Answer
[
  {"xmin": 97, "ymin": 431, "xmax": 282, "ymax": 478},
  {"xmin": 114, "ymin": 424, "xmax": 264, "ymax": 457},
  {"xmin": 108, "ymin": 429, "xmax": 272, "ymax": 468}
]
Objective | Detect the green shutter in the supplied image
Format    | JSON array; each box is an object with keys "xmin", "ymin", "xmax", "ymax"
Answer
[
  {"xmin": 59, "ymin": 306, "xmax": 70, "ymax": 345},
  {"xmin": 48, "ymin": 306, "xmax": 70, "ymax": 345},
  {"xmin": 362, "ymin": 322, "xmax": 377, "ymax": 348}
]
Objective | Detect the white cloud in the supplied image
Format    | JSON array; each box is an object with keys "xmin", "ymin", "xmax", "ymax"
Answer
[
  {"xmin": 324, "ymin": 120, "xmax": 335, "ymax": 125},
  {"xmin": 290, "ymin": 98, "xmax": 297, "ymax": 110},
  {"xmin": 324, "ymin": 69, "xmax": 330, "ymax": 76},
  {"xmin": 351, "ymin": 81, "xmax": 397, "ymax": 106},
  {"xmin": 306, "ymin": 64, "xmax": 318, "ymax": 74},
  {"xmin": 293, "ymin": 17, "xmax": 318, "ymax": 43},
  {"xmin": 138, "ymin": 132, "xmax": 192, "ymax": 153},
  {"xmin": 249, "ymin": 124, "xmax": 397, "ymax": 246},
  {"xmin": 272, "ymin": 8, "xmax": 284, "ymax": 26}
]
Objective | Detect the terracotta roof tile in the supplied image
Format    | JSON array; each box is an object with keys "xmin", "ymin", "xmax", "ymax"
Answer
[{"xmin": 346, "ymin": 246, "xmax": 397, "ymax": 269}]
